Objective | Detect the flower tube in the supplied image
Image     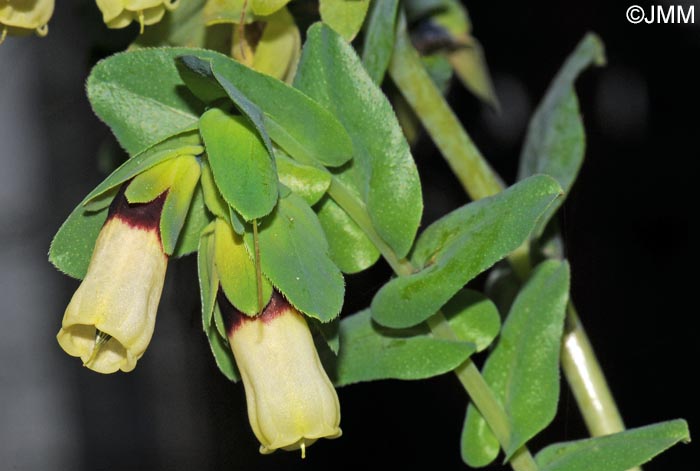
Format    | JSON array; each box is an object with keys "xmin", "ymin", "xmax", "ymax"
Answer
[
  {"xmin": 0, "ymin": 0, "xmax": 54, "ymax": 42},
  {"xmin": 56, "ymin": 187, "xmax": 168, "ymax": 373},
  {"xmin": 220, "ymin": 290, "xmax": 341, "ymax": 456}
]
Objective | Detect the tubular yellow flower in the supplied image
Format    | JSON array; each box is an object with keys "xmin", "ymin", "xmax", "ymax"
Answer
[
  {"xmin": 221, "ymin": 291, "xmax": 342, "ymax": 456},
  {"xmin": 0, "ymin": 0, "xmax": 54, "ymax": 42},
  {"xmin": 95, "ymin": 0, "xmax": 179, "ymax": 31},
  {"xmin": 56, "ymin": 188, "xmax": 168, "ymax": 374}
]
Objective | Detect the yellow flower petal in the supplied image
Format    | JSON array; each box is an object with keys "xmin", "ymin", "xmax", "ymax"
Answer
[
  {"xmin": 0, "ymin": 0, "xmax": 54, "ymax": 38},
  {"xmin": 57, "ymin": 191, "xmax": 168, "ymax": 374},
  {"xmin": 94, "ymin": 0, "xmax": 177, "ymax": 29},
  {"xmin": 222, "ymin": 291, "xmax": 341, "ymax": 454}
]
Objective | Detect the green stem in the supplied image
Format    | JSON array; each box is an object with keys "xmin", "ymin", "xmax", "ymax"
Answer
[
  {"xmin": 326, "ymin": 179, "xmax": 413, "ymax": 275},
  {"xmin": 328, "ymin": 180, "xmax": 538, "ymax": 471},
  {"xmin": 389, "ymin": 9, "xmax": 631, "ymax": 450},
  {"xmin": 561, "ymin": 303, "xmax": 628, "ymax": 436},
  {"xmin": 389, "ymin": 13, "xmax": 503, "ymax": 200},
  {"xmin": 427, "ymin": 314, "xmax": 539, "ymax": 471}
]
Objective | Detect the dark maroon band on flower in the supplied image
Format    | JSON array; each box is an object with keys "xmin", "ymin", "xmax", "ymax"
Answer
[
  {"xmin": 107, "ymin": 184, "xmax": 167, "ymax": 233},
  {"xmin": 220, "ymin": 289, "xmax": 288, "ymax": 337}
]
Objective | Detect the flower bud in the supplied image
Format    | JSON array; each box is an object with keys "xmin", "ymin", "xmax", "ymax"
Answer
[
  {"xmin": 56, "ymin": 188, "xmax": 168, "ymax": 373},
  {"xmin": 221, "ymin": 291, "xmax": 341, "ymax": 456},
  {"xmin": 1, "ymin": 0, "xmax": 54, "ymax": 42},
  {"xmin": 95, "ymin": 0, "xmax": 179, "ymax": 31}
]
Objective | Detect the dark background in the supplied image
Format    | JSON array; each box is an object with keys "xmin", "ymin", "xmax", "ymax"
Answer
[{"xmin": 0, "ymin": 0, "xmax": 696, "ymax": 469}]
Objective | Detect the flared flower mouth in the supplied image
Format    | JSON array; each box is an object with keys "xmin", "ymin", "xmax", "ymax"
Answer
[
  {"xmin": 0, "ymin": 0, "xmax": 55, "ymax": 41},
  {"xmin": 95, "ymin": 0, "xmax": 179, "ymax": 31},
  {"xmin": 221, "ymin": 291, "xmax": 342, "ymax": 457},
  {"xmin": 56, "ymin": 190, "xmax": 168, "ymax": 373}
]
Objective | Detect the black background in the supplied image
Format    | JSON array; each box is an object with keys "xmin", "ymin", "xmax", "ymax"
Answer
[{"xmin": 2, "ymin": 0, "xmax": 696, "ymax": 469}]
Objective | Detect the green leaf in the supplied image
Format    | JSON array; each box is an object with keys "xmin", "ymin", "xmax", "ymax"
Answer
[
  {"xmin": 172, "ymin": 183, "xmax": 213, "ymax": 257},
  {"xmin": 319, "ymin": 0, "xmax": 370, "ymax": 41},
  {"xmin": 325, "ymin": 310, "xmax": 475, "ymax": 386},
  {"xmin": 83, "ymin": 132, "xmax": 202, "ymax": 205},
  {"xmin": 315, "ymin": 195, "xmax": 380, "ymax": 274},
  {"xmin": 160, "ymin": 157, "xmax": 202, "ymax": 255},
  {"xmin": 276, "ymin": 151, "xmax": 331, "ymax": 205},
  {"xmin": 174, "ymin": 49, "xmax": 353, "ymax": 167},
  {"xmin": 518, "ymin": 33, "xmax": 605, "ymax": 236},
  {"xmin": 444, "ymin": 289, "xmax": 500, "ymax": 352},
  {"xmin": 448, "ymin": 39, "xmax": 500, "ymax": 110},
  {"xmin": 199, "ymin": 109, "xmax": 278, "ymax": 220},
  {"xmin": 200, "ymin": 159, "xmax": 230, "ymax": 221},
  {"xmin": 246, "ymin": 192, "xmax": 344, "ymax": 322},
  {"xmin": 251, "ymin": 0, "xmax": 290, "ymax": 16},
  {"xmin": 461, "ymin": 408, "xmax": 500, "ymax": 468},
  {"xmin": 205, "ymin": 304, "xmax": 241, "ymax": 382},
  {"xmin": 198, "ymin": 222, "xmax": 218, "ymax": 328},
  {"xmin": 310, "ymin": 317, "xmax": 340, "ymax": 355},
  {"xmin": 87, "ymin": 50, "xmax": 206, "ymax": 155},
  {"xmin": 132, "ymin": 0, "xmax": 211, "ymax": 49},
  {"xmin": 536, "ymin": 419, "xmax": 691, "ymax": 471},
  {"xmin": 176, "ymin": 55, "xmax": 276, "ymax": 157},
  {"xmin": 372, "ymin": 175, "xmax": 562, "ymax": 329},
  {"xmin": 204, "ymin": 0, "xmax": 255, "ymax": 25},
  {"xmin": 214, "ymin": 219, "xmax": 272, "ymax": 316},
  {"xmin": 403, "ymin": 0, "xmax": 448, "ymax": 22},
  {"xmin": 49, "ymin": 205, "xmax": 109, "ymax": 280},
  {"xmin": 463, "ymin": 260, "xmax": 570, "ymax": 466},
  {"xmin": 361, "ymin": 0, "xmax": 399, "ymax": 84},
  {"xmin": 295, "ymin": 23, "xmax": 423, "ymax": 258}
]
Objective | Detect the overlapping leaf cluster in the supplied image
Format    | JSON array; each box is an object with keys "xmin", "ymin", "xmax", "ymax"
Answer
[{"xmin": 48, "ymin": 0, "xmax": 689, "ymax": 469}]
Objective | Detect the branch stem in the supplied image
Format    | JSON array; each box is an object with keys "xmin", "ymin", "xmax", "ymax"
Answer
[
  {"xmin": 328, "ymin": 178, "xmax": 538, "ymax": 471},
  {"xmin": 388, "ymin": 10, "xmax": 630, "ymax": 451}
]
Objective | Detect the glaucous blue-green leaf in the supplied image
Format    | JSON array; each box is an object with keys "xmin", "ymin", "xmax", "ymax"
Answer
[
  {"xmin": 82, "ymin": 132, "xmax": 202, "ymax": 206},
  {"xmin": 372, "ymin": 175, "xmax": 561, "ymax": 329},
  {"xmin": 160, "ymin": 156, "xmax": 202, "ymax": 255},
  {"xmin": 200, "ymin": 109, "xmax": 278, "ymax": 220},
  {"xmin": 324, "ymin": 310, "xmax": 475, "ymax": 386},
  {"xmin": 316, "ymin": 196, "xmax": 380, "ymax": 274},
  {"xmin": 214, "ymin": 219, "xmax": 272, "ymax": 316},
  {"xmin": 172, "ymin": 183, "xmax": 213, "ymax": 257},
  {"xmin": 276, "ymin": 151, "xmax": 331, "ymax": 205},
  {"xmin": 206, "ymin": 304, "xmax": 241, "ymax": 382},
  {"xmin": 245, "ymin": 192, "xmax": 344, "ymax": 322},
  {"xmin": 444, "ymin": 289, "xmax": 500, "ymax": 352},
  {"xmin": 319, "ymin": 0, "xmax": 370, "ymax": 41},
  {"xmin": 518, "ymin": 33, "xmax": 605, "ymax": 236},
  {"xmin": 295, "ymin": 23, "xmax": 423, "ymax": 258},
  {"xmin": 198, "ymin": 222, "xmax": 218, "ymax": 328},
  {"xmin": 361, "ymin": 0, "xmax": 399, "ymax": 84},
  {"xmin": 536, "ymin": 419, "xmax": 690, "ymax": 471},
  {"xmin": 87, "ymin": 51, "xmax": 207, "ymax": 155},
  {"xmin": 49, "ymin": 205, "xmax": 109, "ymax": 280},
  {"xmin": 463, "ymin": 260, "xmax": 570, "ymax": 466},
  {"xmin": 174, "ymin": 49, "xmax": 353, "ymax": 167}
]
